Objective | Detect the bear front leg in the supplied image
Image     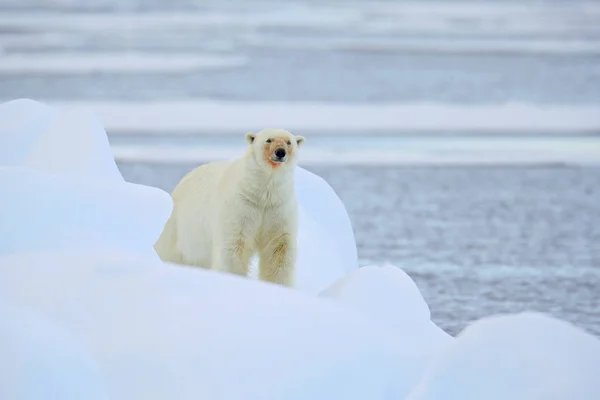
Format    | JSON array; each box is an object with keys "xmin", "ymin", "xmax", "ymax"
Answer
[
  {"xmin": 258, "ymin": 233, "xmax": 297, "ymax": 287},
  {"xmin": 213, "ymin": 236, "xmax": 253, "ymax": 278}
]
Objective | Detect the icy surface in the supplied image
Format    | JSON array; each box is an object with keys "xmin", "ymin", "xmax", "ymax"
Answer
[
  {"xmin": 295, "ymin": 167, "xmax": 357, "ymax": 273},
  {"xmin": 406, "ymin": 312, "xmax": 600, "ymax": 400},
  {"xmin": 0, "ymin": 99, "xmax": 54, "ymax": 165},
  {"xmin": 0, "ymin": 302, "xmax": 109, "ymax": 400},
  {"xmin": 25, "ymin": 104, "xmax": 122, "ymax": 182},
  {"xmin": 0, "ymin": 167, "xmax": 172, "ymax": 257},
  {"xmin": 320, "ymin": 265, "xmax": 453, "ymax": 356},
  {"xmin": 0, "ymin": 250, "xmax": 417, "ymax": 400},
  {"xmin": 0, "ymin": 99, "xmax": 172, "ymax": 257}
]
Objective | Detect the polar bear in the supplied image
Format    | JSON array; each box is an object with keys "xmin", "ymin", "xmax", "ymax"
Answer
[{"xmin": 154, "ymin": 128, "xmax": 305, "ymax": 287}]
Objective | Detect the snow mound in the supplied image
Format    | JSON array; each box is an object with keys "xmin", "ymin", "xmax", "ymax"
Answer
[
  {"xmin": 0, "ymin": 167, "xmax": 172, "ymax": 257},
  {"xmin": 296, "ymin": 167, "xmax": 357, "ymax": 274},
  {"xmin": 0, "ymin": 98, "xmax": 54, "ymax": 165},
  {"xmin": 406, "ymin": 312, "xmax": 600, "ymax": 400},
  {"xmin": 0, "ymin": 250, "xmax": 413, "ymax": 400},
  {"xmin": 0, "ymin": 302, "xmax": 109, "ymax": 400},
  {"xmin": 0, "ymin": 99, "xmax": 172, "ymax": 258},
  {"xmin": 25, "ymin": 104, "xmax": 122, "ymax": 181},
  {"xmin": 320, "ymin": 265, "xmax": 453, "ymax": 357}
]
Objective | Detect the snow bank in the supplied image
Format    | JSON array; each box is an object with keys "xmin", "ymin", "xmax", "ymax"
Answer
[
  {"xmin": 295, "ymin": 167, "xmax": 357, "ymax": 274},
  {"xmin": 0, "ymin": 302, "xmax": 109, "ymax": 400},
  {"xmin": 0, "ymin": 167, "xmax": 172, "ymax": 257},
  {"xmin": 320, "ymin": 265, "xmax": 452, "ymax": 355},
  {"xmin": 51, "ymin": 100, "xmax": 600, "ymax": 134},
  {"xmin": 25, "ymin": 104, "xmax": 122, "ymax": 182},
  {"xmin": 0, "ymin": 99, "xmax": 54, "ymax": 165},
  {"xmin": 319, "ymin": 265, "xmax": 456, "ymax": 390},
  {"xmin": 0, "ymin": 250, "xmax": 417, "ymax": 400},
  {"xmin": 0, "ymin": 99, "xmax": 173, "ymax": 258},
  {"xmin": 406, "ymin": 312, "xmax": 600, "ymax": 400}
]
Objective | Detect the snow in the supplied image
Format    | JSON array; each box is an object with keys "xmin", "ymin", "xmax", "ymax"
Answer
[
  {"xmin": 0, "ymin": 302, "xmax": 109, "ymax": 400},
  {"xmin": 320, "ymin": 265, "xmax": 453, "ymax": 355},
  {"xmin": 1, "ymin": 97, "xmax": 600, "ymax": 399},
  {"xmin": 0, "ymin": 250, "xmax": 416, "ymax": 400},
  {"xmin": 406, "ymin": 312, "xmax": 600, "ymax": 400},
  {"xmin": 0, "ymin": 53, "xmax": 247, "ymax": 75},
  {"xmin": 49, "ymin": 100, "xmax": 600, "ymax": 135},
  {"xmin": 25, "ymin": 104, "xmax": 122, "ymax": 181},
  {"xmin": 295, "ymin": 167, "xmax": 357, "ymax": 273},
  {"xmin": 0, "ymin": 99, "xmax": 54, "ymax": 165},
  {"xmin": 0, "ymin": 99, "xmax": 172, "ymax": 257},
  {"xmin": 0, "ymin": 167, "xmax": 172, "ymax": 257}
]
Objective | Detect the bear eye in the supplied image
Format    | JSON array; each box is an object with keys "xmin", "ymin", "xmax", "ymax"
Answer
[
  {"xmin": 286, "ymin": 140, "xmax": 291, "ymax": 145},
  {"xmin": 266, "ymin": 139, "xmax": 272, "ymax": 143}
]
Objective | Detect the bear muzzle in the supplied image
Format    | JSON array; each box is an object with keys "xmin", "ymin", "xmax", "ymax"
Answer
[{"xmin": 270, "ymin": 147, "xmax": 288, "ymax": 163}]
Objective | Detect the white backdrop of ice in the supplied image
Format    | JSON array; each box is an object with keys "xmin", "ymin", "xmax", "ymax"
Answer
[
  {"xmin": 0, "ymin": 302, "xmax": 109, "ymax": 400},
  {"xmin": 406, "ymin": 312, "xmax": 600, "ymax": 400},
  {"xmin": 320, "ymin": 265, "xmax": 453, "ymax": 355},
  {"xmin": 0, "ymin": 167, "xmax": 172, "ymax": 257},
  {"xmin": 0, "ymin": 99, "xmax": 172, "ymax": 258},
  {"xmin": 296, "ymin": 167, "xmax": 357, "ymax": 273},
  {"xmin": 0, "ymin": 99, "xmax": 54, "ymax": 165},
  {"xmin": 24, "ymin": 102, "xmax": 122, "ymax": 182},
  {"xmin": 0, "ymin": 250, "xmax": 421, "ymax": 400}
]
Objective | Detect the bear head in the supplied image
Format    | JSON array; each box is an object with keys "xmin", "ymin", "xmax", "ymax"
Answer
[{"xmin": 245, "ymin": 128, "xmax": 305, "ymax": 171}]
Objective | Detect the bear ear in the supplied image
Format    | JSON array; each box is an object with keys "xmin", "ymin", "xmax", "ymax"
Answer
[
  {"xmin": 245, "ymin": 132, "xmax": 256, "ymax": 145},
  {"xmin": 295, "ymin": 135, "xmax": 305, "ymax": 147}
]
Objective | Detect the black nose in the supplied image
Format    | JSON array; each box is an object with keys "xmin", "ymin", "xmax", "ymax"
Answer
[{"xmin": 275, "ymin": 148, "xmax": 286, "ymax": 158}]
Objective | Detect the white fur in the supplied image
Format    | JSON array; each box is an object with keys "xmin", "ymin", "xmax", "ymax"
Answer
[{"xmin": 154, "ymin": 128, "xmax": 305, "ymax": 287}]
